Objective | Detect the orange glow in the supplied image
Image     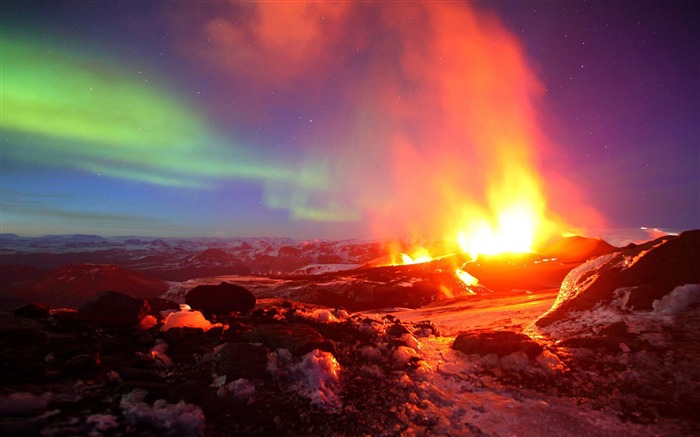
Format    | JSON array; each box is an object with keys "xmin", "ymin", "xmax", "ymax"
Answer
[
  {"xmin": 455, "ymin": 268, "xmax": 479, "ymax": 287},
  {"xmin": 454, "ymin": 164, "xmax": 554, "ymax": 259},
  {"xmin": 359, "ymin": 2, "xmax": 601, "ymax": 252},
  {"xmin": 399, "ymin": 248, "xmax": 433, "ymax": 265},
  {"xmin": 178, "ymin": 2, "xmax": 603, "ymax": 243}
]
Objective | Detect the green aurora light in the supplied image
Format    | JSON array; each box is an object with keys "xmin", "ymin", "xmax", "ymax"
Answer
[{"xmin": 1, "ymin": 35, "xmax": 355, "ymax": 221}]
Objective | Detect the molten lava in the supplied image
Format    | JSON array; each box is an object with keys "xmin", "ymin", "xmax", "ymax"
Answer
[
  {"xmin": 455, "ymin": 174, "xmax": 552, "ymax": 260},
  {"xmin": 400, "ymin": 248, "xmax": 433, "ymax": 265},
  {"xmin": 455, "ymin": 268, "xmax": 479, "ymax": 287}
]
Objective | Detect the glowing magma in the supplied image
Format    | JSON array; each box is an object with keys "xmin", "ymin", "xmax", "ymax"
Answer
[
  {"xmin": 455, "ymin": 168, "xmax": 550, "ymax": 259},
  {"xmin": 350, "ymin": 2, "xmax": 590, "ymax": 257}
]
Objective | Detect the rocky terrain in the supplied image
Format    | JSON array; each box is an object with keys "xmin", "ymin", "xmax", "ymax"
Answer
[{"xmin": 0, "ymin": 230, "xmax": 698, "ymax": 435}]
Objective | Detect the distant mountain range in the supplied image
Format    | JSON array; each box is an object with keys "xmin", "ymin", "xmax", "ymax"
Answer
[
  {"xmin": 0, "ymin": 234, "xmax": 388, "ymax": 279},
  {"xmin": 0, "ymin": 232, "xmax": 629, "ymax": 312}
]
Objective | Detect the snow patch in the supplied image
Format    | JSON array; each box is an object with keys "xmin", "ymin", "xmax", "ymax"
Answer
[
  {"xmin": 216, "ymin": 378, "xmax": 256, "ymax": 404},
  {"xmin": 555, "ymin": 252, "xmax": 624, "ymax": 308},
  {"xmin": 86, "ymin": 413, "xmax": 119, "ymax": 431},
  {"xmin": 119, "ymin": 389, "xmax": 205, "ymax": 437},
  {"xmin": 291, "ymin": 349, "xmax": 342, "ymax": 410},
  {"xmin": 0, "ymin": 392, "xmax": 52, "ymax": 416},
  {"xmin": 393, "ymin": 345, "xmax": 420, "ymax": 366},
  {"xmin": 399, "ymin": 333, "xmax": 421, "ymax": 351},
  {"xmin": 291, "ymin": 264, "xmax": 360, "ymax": 275},
  {"xmin": 149, "ymin": 340, "xmax": 174, "ymax": 368},
  {"xmin": 652, "ymin": 284, "xmax": 700, "ymax": 314},
  {"xmin": 296, "ymin": 308, "xmax": 337, "ymax": 323}
]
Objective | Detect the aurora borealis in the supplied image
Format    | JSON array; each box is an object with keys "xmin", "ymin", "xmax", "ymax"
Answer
[{"xmin": 1, "ymin": 1, "xmax": 698, "ymax": 239}]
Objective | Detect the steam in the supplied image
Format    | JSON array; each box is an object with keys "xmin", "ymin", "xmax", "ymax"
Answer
[{"xmin": 180, "ymin": 1, "xmax": 601, "ymax": 240}]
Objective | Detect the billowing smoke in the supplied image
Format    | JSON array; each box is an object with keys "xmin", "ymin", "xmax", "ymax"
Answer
[{"xmin": 175, "ymin": 1, "xmax": 602, "ymax": 242}]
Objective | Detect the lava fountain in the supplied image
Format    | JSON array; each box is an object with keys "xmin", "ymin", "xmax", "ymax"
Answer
[{"xmin": 357, "ymin": 2, "xmax": 602, "ymax": 265}]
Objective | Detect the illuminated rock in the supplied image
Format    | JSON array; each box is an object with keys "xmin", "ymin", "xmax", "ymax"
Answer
[
  {"xmin": 452, "ymin": 330, "xmax": 542, "ymax": 359},
  {"xmin": 536, "ymin": 230, "xmax": 700, "ymax": 327}
]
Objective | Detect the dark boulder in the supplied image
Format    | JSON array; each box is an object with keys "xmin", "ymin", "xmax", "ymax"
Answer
[
  {"xmin": 14, "ymin": 302, "xmax": 51, "ymax": 319},
  {"xmin": 78, "ymin": 291, "xmax": 150, "ymax": 326},
  {"xmin": 452, "ymin": 330, "xmax": 543, "ymax": 359},
  {"xmin": 215, "ymin": 342, "xmax": 269, "ymax": 380},
  {"xmin": 185, "ymin": 282, "xmax": 256, "ymax": 315},
  {"xmin": 145, "ymin": 297, "xmax": 180, "ymax": 316},
  {"xmin": 540, "ymin": 235, "xmax": 616, "ymax": 263},
  {"xmin": 536, "ymin": 230, "xmax": 700, "ymax": 327},
  {"xmin": 387, "ymin": 323, "xmax": 410, "ymax": 337}
]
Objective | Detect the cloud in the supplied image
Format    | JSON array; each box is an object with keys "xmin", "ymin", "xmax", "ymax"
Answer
[
  {"xmin": 180, "ymin": 1, "xmax": 350, "ymax": 84},
  {"xmin": 0, "ymin": 189, "xmax": 174, "ymax": 235}
]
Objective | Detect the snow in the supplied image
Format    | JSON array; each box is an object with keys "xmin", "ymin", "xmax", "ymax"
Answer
[
  {"xmin": 552, "ymin": 252, "xmax": 624, "ymax": 310},
  {"xmin": 652, "ymin": 283, "xmax": 700, "ymax": 314},
  {"xmin": 0, "ymin": 391, "xmax": 52, "ymax": 416},
  {"xmin": 291, "ymin": 263, "xmax": 360, "ymax": 275},
  {"xmin": 399, "ymin": 332, "xmax": 421, "ymax": 350},
  {"xmin": 389, "ymin": 336, "xmax": 681, "ymax": 436},
  {"xmin": 370, "ymin": 288, "xmax": 559, "ymax": 336},
  {"xmin": 294, "ymin": 307, "xmax": 346, "ymax": 323},
  {"xmin": 216, "ymin": 378, "xmax": 256, "ymax": 404},
  {"xmin": 86, "ymin": 413, "xmax": 119, "ymax": 431},
  {"xmin": 393, "ymin": 345, "xmax": 420, "ymax": 366},
  {"xmin": 161, "ymin": 309, "xmax": 214, "ymax": 331},
  {"xmin": 119, "ymin": 389, "xmax": 205, "ymax": 437},
  {"xmin": 149, "ymin": 340, "xmax": 174, "ymax": 368},
  {"xmin": 267, "ymin": 347, "xmax": 342, "ymax": 410},
  {"xmin": 291, "ymin": 349, "xmax": 342, "ymax": 410},
  {"xmin": 531, "ymin": 273, "xmax": 699, "ymax": 342}
]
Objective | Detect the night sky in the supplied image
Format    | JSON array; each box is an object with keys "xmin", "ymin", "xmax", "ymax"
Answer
[{"xmin": 1, "ymin": 1, "xmax": 698, "ymax": 240}]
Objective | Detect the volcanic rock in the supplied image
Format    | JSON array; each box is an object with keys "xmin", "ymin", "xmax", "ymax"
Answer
[
  {"xmin": 215, "ymin": 342, "xmax": 269, "ymax": 380},
  {"xmin": 14, "ymin": 302, "xmax": 51, "ymax": 319},
  {"xmin": 1, "ymin": 264, "xmax": 169, "ymax": 310},
  {"xmin": 186, "ymin": 282, "xmax": 256, "ymax": 315},
  {"xmin": 242, "ymin": 323, "xmax": 335, "ymax": 356},
  {"xmin": 78, "ymin": 290, "xmax": 150, "ymax": 326},
  {"xmin": 536, "ymin": 230, "xmax": 700, "ymax": 327},
  {"xmin": 0, "ymin": 312, "xmax": 47, "ymax": 349},
  {"xmin": 540, "ymin": 235, "xmax": 616, "ymax": 263},
  {"xmin": 146, "ymin": 297, "xmax": 180, "ymax": 315},
  {"xmin": 452, "ymin": 330, "xmax": 543, "ymax": 359}
]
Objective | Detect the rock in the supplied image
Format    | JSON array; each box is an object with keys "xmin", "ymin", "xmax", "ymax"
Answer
[
  {"xmin": 14, "ymin": 302, "xmax": 51, "ymax": 319},
  {"xmin": 5, "ymin": 264, "xmax": 169, "ymax": 310},
  {"xmin": 146, "ymin": 298, "xmax": 179, "ymax": 316},
  {"xmin": 541, "ymin": 236, "xmax": 616, "ymax": 263},
  {"xmin": 242, "ymin": 323, "xmax": 335, "ymax": 356},
  {"xmin": 0, "ymin": 312, "xmax": 47, "ymax": 348},
  {"xmin": 78, "ymin": 291, "xmax": 150, "ymax": 326},
  {"xmin": 185, "ymin": 282, "xmax": 256, "ymax": 315},
  {"xmin": 452, "ymin": 330, "xmax": 543, "ymax": 359},
  {"xmin": 215, "ymin": 342, "xmax": 269, "ymax": 380},
  {"xmin": 536, "ymin": 230, "xmax": 700, "ymax": 327},
  {"xmin": 387, "ymin": 323, "xmax": 410, "ymax": 337},
  {"xmin": 167, "ymin": 380, "xmax": 223, "ymax": 418}
]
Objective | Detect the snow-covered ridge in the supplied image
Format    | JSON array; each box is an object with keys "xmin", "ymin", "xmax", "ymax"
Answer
[{"xmin": 0, "ymin": 234, "xmax": 388, "ymax": 277}]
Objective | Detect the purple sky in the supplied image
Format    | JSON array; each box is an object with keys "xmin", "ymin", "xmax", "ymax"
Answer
[{"xmin": 1, "ymin": 1, "xmax": 698, "ymax": 239}]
